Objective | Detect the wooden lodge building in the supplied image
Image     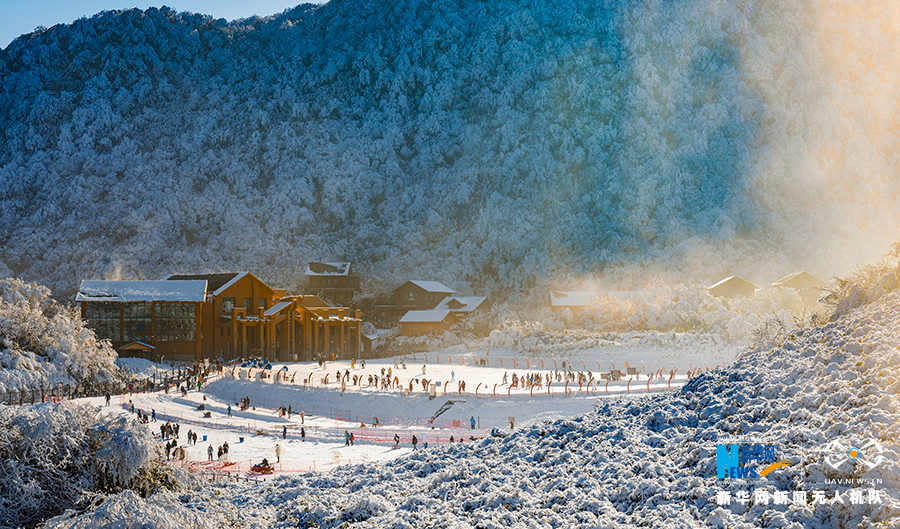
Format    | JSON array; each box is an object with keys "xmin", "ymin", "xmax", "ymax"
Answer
[
  {"xmin": 76, "ymin": 272, "xmax": 362, "ymax": 362},
  {"xmin": 305, "ymin": 262, "xmax": 359, "ymax": 306}
]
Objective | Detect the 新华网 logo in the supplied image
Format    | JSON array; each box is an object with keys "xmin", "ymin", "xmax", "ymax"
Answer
[{"xmin": 717, "ymin": 443, "xmax": 791, "ymax": 479}]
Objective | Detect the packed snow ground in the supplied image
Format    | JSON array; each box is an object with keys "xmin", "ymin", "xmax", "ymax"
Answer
[{"xmin": 51, "ymin": 302, "xmax": 900, "ymax": 528}]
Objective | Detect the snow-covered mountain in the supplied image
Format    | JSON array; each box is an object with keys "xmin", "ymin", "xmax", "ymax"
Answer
[{"xmin": 2, "ymin": 0, "xmax": 898, "ymax": 298}]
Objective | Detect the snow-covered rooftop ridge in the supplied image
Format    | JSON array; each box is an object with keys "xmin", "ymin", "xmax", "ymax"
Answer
[
  {"xmin": 708, "ymin": 275, "xmax": 758, "ymax": 290},
  {"xmin": 264, "ymin": 300, "xmax": 292, "ymax": 317},
  {"xmin": 549, "ymin": 290, "xmax": 598, "ymax": 307},
  {"xmin": 399, "ymin": 308, "xmax": 453, "ymax": 322},
  {"xmin": 435, "ymin": 296, "xmax": 487, "ymax": 313},
  {"xmin": 306, "ymin": 262, "xmax": 352, "ymax": 276},
  {"xmin": 408, "ymin": 280, "xmax": 455, "ymax": 293},
  {"xmin": 771, "ymin": 270, "xmax": 826, "ymax": 288},
  {"xmin": 75, "ymin": 280, "xmax": 207, "ymax": 302}
]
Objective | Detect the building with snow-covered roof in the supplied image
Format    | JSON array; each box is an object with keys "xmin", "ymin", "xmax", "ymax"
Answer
[
  {"xmin": 305, "ymin": 262, "xmax": 359, "ymax": 306},
  {"xmin": 549, "ymin": 291, "xmax": 599, "ymax": 310},
  {"xmin": 76, "ymin": 280, "xmax": 207, "ymax": 360},
  {"xmin": 392, "ymin": 280, "xmax": 456, "ymax": 313},
  {"xmin": 399, "ymin": 309, "xmax": 459, "ymax": 337},
  {"xmin": 77, "ymin": 273, "xmax": 364, "ymax": 362},
  {"xmin": 707, "ymin": 276, "xmax": 759, "ymax": 298},
  {"xmin": 771, "ymin": 271, "xmax": 826, "ymax": 304},
  {"xmin": 374, "ymin": 280, "xmax": 488, "ymax": 327},
  {"xmin": 435, "ymin": 296, "xmax": 489, "ymax": 315}
]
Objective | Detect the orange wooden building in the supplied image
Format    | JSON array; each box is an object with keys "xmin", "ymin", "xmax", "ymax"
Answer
[{"xmin": 77, "ymin": 272, "xmax": 362, "ymax": 362}]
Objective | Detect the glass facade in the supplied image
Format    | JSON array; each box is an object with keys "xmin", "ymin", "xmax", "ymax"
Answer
[
  {"xmin": 154, "ymin": 303, "xmax": 196, "ymax": 342},
  {"xmin": 123, "ymin": 302, "xmax": 152, "ymax": 342},
  {"xmin": 84, "ymin": 302, "xmax": 120, "ymax": 341}
]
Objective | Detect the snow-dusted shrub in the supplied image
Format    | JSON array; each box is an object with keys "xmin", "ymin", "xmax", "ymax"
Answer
[
  {"xmin": 823, "ymin": 242, "xmax": 900, "ymax": 321},
  {"xmin": 43, "ymin": 490, "xmax": 217, "ymax": 529},
  {"xmin": 0, "ymin": 403, "xmax": 161, "ymax": 528},
  {"xmin": 0, "ymin": 278, "xmax": 119, "ymax": 393}
]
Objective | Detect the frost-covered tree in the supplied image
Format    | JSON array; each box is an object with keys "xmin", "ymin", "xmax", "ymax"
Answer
[
  {"xmin": 0, "ymin": 278, "xmax": 119, "ymax": 393},
  {"xmin": 0, "ymin": 403, "xmax": 159, "ymax": 528}
]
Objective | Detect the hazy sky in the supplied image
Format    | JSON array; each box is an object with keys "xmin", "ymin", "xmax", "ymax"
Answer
[{"xmin": 1, "ymin": 1, "xmax": 325, "ymax": 49}]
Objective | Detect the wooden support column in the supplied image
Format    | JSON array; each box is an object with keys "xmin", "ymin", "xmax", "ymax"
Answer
[
  {"xmin": 241, "ymin": 321, "xmax": 247, "ymax": 356},
  {"xmin": 356, "ymin": 309, "xmax": 362, "ymax": 354}
]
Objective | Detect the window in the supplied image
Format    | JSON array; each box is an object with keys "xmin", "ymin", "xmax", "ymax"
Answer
[
  {"xmin": 244, "ymin": 298, "xmax": 252, "ymax": 310},
  {"xmin": 84, "ymin": 302, "xmax": 120, "ymax": 341},
  {"xmin": 223, "ymin": 297, "xmax": 235, "ymax": 313},
  {"xmin": 123, "ymin": 302, "xmax": 152, "ymax": 342},
  {"xmin": 154, "ymin": 303, "xmax": 196, "ymax": 342},
  {"xmin": 259, "ymin": 298, "xmax": 268, "ymax": 309}
]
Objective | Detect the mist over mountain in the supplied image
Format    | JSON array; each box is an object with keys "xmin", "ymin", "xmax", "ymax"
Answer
[{"xmin": 1, "ymin": 0, "xmax": 897, "ymax": 300}]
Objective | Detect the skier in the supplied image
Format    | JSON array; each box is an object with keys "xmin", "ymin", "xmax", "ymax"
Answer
[
  {"xmin": 393, "ymin": 434, "xmax": 400, "ymax": 449},
  {"xmin": 105, "ymin": 392, "xmax": 110, "ymax": 406},
  {"xmin": 283, "ymin": 426, "xmax": 287, "ymax": 439},
  {"xmin": 207, "ymin": 445, "xmax": 213, "ymax": 461},
  {"xmin": 151, "ymin": 409, "xmax": 156, "ymax": 422},
  {"xmin": 349, "ymin": 432, "xmax": 355, "ymax": 446},
  {"xmin": 301, "ymin": 427, "xmax": 306, "ymax": 441},
  {"xmin": 227, "ymin": 404, "xmax": 232, "ymax": 417},
  {"xmin": 470, "ymin": 416, "xmax": 476, "ymax": 430},
  {"xmin": 344, "ymin": 430, "xmax": 350, "ymax": 446},
  {"xmin": 422, "ymin": 365, "xmax": 426, "ymax": 375},
  {"xmin": 412, "ymin": 435, "xmax": 418, "ymax": 450}
]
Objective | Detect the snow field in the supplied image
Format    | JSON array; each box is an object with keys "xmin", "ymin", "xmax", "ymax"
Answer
[{"xmin": 114, "ymin": 351, "xmax": 684, "ymax": 481}]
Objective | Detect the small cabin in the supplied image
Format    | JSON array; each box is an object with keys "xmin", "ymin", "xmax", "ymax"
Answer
[
  {"xmin": 549, "ymin": 291, "xmax": 599, "ymax": 310},
  {"xmin": 708, "ymin": 276, "xmax": 759, "ymax": 298},
  {"xmin": 392, "ymin": 281, "xmax": 456, "ymax": 315},
  {"xmin": 771, "ymin": 271, "xmax": 826, "ymax": 304},
  {"xmin": 399, "ymin": 309, "xmax": 459, "ymax": 337}
]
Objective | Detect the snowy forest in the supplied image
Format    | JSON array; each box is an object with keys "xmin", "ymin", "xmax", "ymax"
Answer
[{"xmin": 1, "ymin": 0, "xmax": 898, "ymax": 302}]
